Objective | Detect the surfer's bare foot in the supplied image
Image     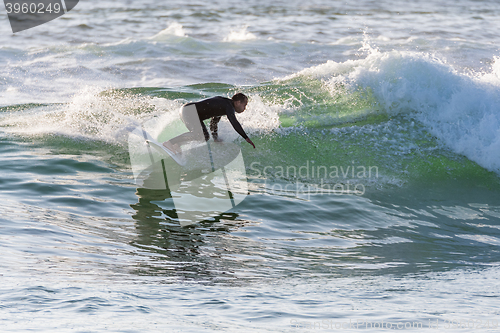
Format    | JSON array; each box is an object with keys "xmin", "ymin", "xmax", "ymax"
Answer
[{"xmin": 163, "ymin": 141, "xmax": 182, "ymax": 154}]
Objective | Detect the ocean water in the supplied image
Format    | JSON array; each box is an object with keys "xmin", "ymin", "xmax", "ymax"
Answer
[{"xmin": 1, "ymin": 0, "xmax": 500, "ymax": 331}]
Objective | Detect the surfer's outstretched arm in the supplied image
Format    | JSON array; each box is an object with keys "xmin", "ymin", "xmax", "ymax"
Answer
[
  {"xmin": 225, "ymin": 102, "xmax": 255, "ymax": 149},
  {"xmin": 245, "ymin": 138, "xmax": 256, "ymax": 148}
]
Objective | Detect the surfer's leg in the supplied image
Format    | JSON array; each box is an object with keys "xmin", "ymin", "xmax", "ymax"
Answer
[
  {"xmin": 163, "ymin": 104, "xmax": 206, "ymax": 153},
  {"xmin": 200, "ymin": 121, "xmax": 210, "ymax": 142}
]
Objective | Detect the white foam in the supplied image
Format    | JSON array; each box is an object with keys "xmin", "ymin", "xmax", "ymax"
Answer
[
  {"xmin": 223, "ymin": 26, "xmax": 257, "ymax": 42},
  {"xmin": 148, "ymin": 23, "xmax": 187, "ymax": 40},
  {"xmin": 0, "ymin": 87, "xmax": 183, "ymax": 145},
  {"xmin": 290, "ymin": 48, "xmax": 500, "ymax": 173}
]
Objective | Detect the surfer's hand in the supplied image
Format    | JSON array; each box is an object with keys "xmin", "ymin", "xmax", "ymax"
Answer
[{"xmin": 246, "ymin": 138, "xmax": 256, "ymax": 149}]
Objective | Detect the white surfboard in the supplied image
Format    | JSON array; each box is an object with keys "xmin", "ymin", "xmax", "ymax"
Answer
[
  {"xmin": 128, "ymin": 124, "xmax": 248, "ymax": 227},
  {"xmin": 145, "ymin": 139, "xmax": 186, "ymax": 166}
]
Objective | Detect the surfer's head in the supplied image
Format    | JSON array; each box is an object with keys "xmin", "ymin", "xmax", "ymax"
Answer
[{"xmin": 232, "ymin": 93, "xmax": 248, "ymax": 113}]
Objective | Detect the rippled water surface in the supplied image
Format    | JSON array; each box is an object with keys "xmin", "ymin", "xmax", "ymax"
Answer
[{"xmin": 1, "ymin": 0, "xmax": 500, "ymax": 331}]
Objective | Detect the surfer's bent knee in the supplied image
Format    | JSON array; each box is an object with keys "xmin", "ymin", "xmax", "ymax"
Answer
[{"xmin": 180, "ymin": 104, "xmax": 206, "ymax": 141}]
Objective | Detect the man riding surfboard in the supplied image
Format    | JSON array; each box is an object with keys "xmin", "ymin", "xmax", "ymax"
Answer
[{"xmin": 163, "ymin": 93, "xmax": 256, "ymax": 154}]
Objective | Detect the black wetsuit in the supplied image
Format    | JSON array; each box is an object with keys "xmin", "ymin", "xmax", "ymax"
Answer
[{"xmin": 185, "ymin": 96, "xmax": 249, "ymax": 141}]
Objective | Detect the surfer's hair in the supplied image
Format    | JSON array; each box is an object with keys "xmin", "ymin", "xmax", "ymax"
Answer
[{"xmin": 232, "ymin": 93, "xmax": 248, "ymax": 103}]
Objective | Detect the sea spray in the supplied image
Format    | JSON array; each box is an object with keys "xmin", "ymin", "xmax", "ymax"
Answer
[{"xmin": 279, "ymin": 49, "xmax": 500, "ymax": 174}]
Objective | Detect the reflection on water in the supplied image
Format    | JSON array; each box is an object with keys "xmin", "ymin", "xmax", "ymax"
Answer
[{"xmin": 129, "ymin": 187, "xmax": 247, "ymax": 283}]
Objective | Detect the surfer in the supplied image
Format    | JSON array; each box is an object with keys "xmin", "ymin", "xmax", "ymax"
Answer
[{"xmin": 163, "ymin": 93, "xmax": 256, "ymax": 154}]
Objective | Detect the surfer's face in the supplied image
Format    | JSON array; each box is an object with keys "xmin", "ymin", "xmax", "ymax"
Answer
[{"xmin": 234, "ymin": 99, "xmax": 248, "ymax": 113}]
